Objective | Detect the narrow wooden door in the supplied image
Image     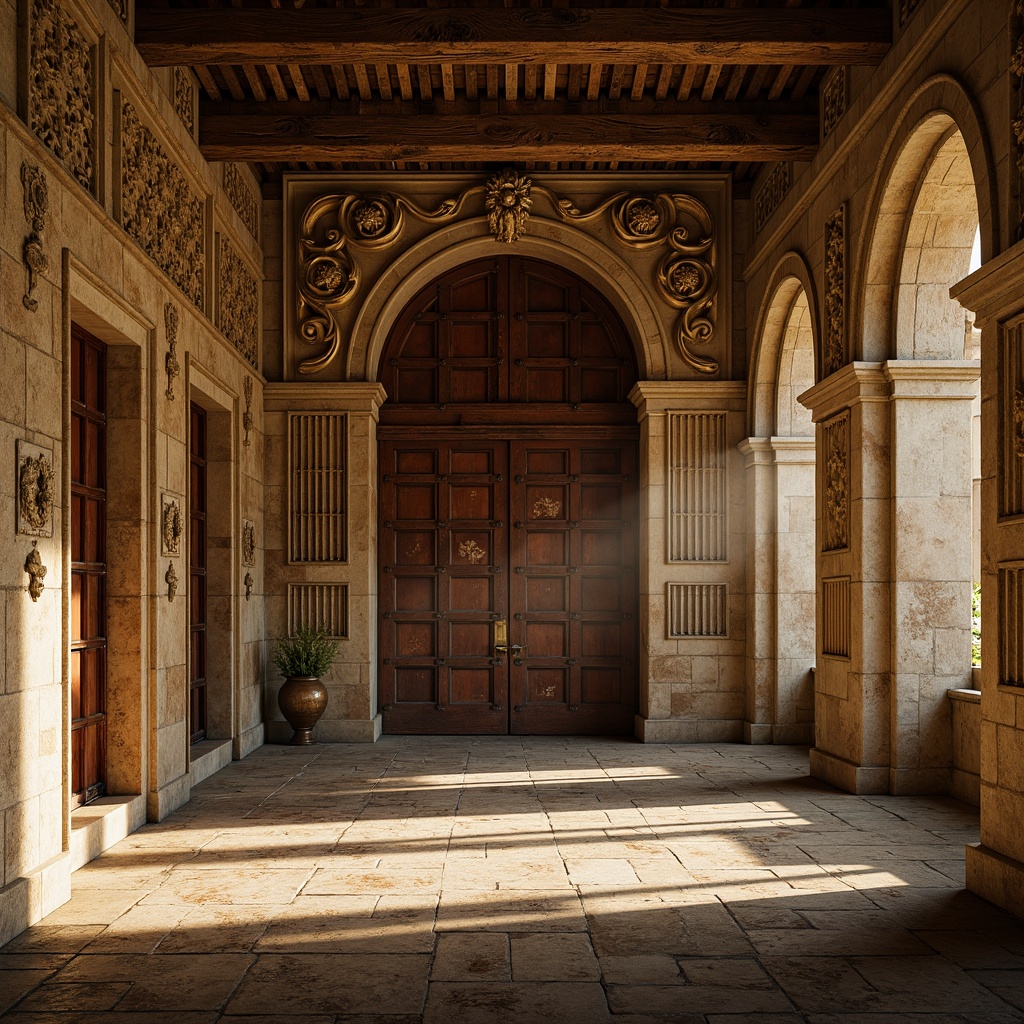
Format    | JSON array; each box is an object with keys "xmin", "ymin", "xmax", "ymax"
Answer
[
  {"xmin": 189, "ymin": 403, "xmax": 208, "ymax": 743},
  {"xmin": 380, "ymin": 442, "xmax": 509, "ymax": 733},
  {"xmin": 70, "ymin": 326, "xmax": 108, "ymax": 806}
]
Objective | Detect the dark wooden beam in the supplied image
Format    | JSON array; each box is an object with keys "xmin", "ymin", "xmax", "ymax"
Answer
[
  {"xmin": 198, "ymin": 112, "xmax": 819, "ymax": 162},
  {"xmin": 136, "ymin": 8, "xmax": 890, "ymax": 68}
]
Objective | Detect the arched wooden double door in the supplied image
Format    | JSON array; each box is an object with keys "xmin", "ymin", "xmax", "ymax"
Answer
[{"xmin": 378, "ymin": 257, "xmax": 639, "ymax": 734}]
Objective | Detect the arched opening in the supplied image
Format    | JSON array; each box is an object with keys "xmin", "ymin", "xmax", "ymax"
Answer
[{"xmin": 376, "ymin": 256, "xmax": 640, "ymax": 735}]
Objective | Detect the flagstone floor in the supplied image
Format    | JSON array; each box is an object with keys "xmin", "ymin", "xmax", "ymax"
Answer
[{"xmin": 1, "ymin": 738, "xmax": 1022, "ymax": 1023}]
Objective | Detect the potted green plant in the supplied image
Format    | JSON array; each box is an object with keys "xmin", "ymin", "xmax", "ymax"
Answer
[{"xmin": 273, "ymin": 622, "xmax": 339, "ymax": 745}]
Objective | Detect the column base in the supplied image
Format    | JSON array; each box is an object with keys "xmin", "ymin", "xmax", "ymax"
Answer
[
  {"xmin": 634, "ymin": 716, "xmax": 743, "ymax": 743},
  {"xmin": 966, "ymin": 843, "xmax": 1024, "ymax": 918},
  {"xmin": 810, "ymin": 747, "xmax": 888, "ymax": 793}
]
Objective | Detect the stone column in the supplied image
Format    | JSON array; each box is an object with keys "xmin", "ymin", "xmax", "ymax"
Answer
[
  {"xmin": 630, "ymin": 381, "xmax": 747, "ymax": 742},
  {"xmin": 953, "ymin": 241, "xmax": 1024, "ymax": 916},
  {"xmin": 739, "ymin": 436, "xmax": 816, "ymax": 744},
  {"xmin": 264, "ymin": 383, "xmax": 386, "ymax": 743}
]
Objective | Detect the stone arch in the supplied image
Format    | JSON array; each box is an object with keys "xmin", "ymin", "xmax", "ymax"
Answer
[
  {"xmin": 747, "ymin": 250, "xmax": 821, "ymax": 436},
  {"xmin": 854, "ymin": 74, "xmax": 997, "ymax": 362},
  {"xmin": 348, "ymin": 217, "xmax": 670, "ymax": 383}
]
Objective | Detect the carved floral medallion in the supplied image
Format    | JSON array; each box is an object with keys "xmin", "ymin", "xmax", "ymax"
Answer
[
  {"xmin": 485, "ymin": 169, "xmax": 532, "ymax": 243},
  {"xmin": 161, "ymin": 493, "xmax": 183, "ymax": 556},
  {"xmin": 458, "ymin": 540, "xmax": 486, "ymax": 564},
  {"xmin": 242, "ymin": 519, "xmax": 256, "ymax": 566},
  {"xmin": 531, "ymin": 497, "xmax": 562, "ymax": 519},
  {"xmin": 17, "ymin": 440, "xmax": 55, "ymax": 538}
]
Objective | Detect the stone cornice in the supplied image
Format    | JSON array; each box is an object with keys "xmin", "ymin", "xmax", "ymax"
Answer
[
  {"xmin": 629, "ymin": 380, "xmax": 746, "ymax": 417},
  {"xmin": 264, "ymin": 381, "xmax": 387, "ymax": 415},
  {"xmin": 951, "ymin": 237, "xmax": 1024, "ymax": 326}
]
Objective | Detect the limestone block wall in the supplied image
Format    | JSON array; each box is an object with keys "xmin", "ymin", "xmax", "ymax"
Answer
[{"xmin": 0, "ymin": 0, "xmax": 266, "ymax": 944}]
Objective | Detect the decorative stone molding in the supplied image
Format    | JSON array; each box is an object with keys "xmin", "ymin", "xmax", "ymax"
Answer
[
  {"xmin": 295, "ymin": 175, "xmax": 719, "ymax": 376},
  {"xmin": 164, "ymin": 302, "xmax": 180, "ymax": 400},
  {"xmin": 287, "ymin": 583, "xmax": 348, "ymax": 638},
  {"xmin": 160, "ymin": 492, "xmax": 182, "ymax": 556},
  {"xmin": 244, "ymin": 571, "xmax": 254, "ymax": 601},
  {"xmin": 216, "ymin": 237, "xmax": 259, "ymax": 368},
  {"xmin": 25, "ymin": 542, "xmax": 46, "ymax": 602},
  {"xmin": 753, "ymin": 163, "xmax": 790, "ymax": 236},
  {"xmin": 822, "ymin": 412, "xmax": 850, "ymax": 552},
  {"xmin": 289, "ymin": 413, "xmax": 346, "ymax": 562},
  {"xmin": 823, "ymin": 205, "xmax": 846, "ymax": 377},
  {"xmin": 242, "ymin": 518, "xmax": 256, "ymax": 566},
  {"xmin": 822, "ymin": 576, "xmax": 851, "ymax": 657},
  {"xmin": 243, "ymin": 376, "xmax": 254, "ymax": 447},
  {"xmin": 29, "ymin": 0, "xmax": 95, "ymax": 192},
  {"xmin": 164, "ymin": 560, "xmax": 178, "ymax": 601},
  {"xmin": 21, "ymin": 163, "xmax": 49, "ymax": 312},
  {"xmin": 225, "ymin": 164, "xmax": 259, "ymax": 240},
  {"xmin": 17, "ymin": 440, "xmax": 54, "ymax": 538},
  {"xmin": 822, "ymin": 68, "xmax": 847, "ymax": 140},
  {"xmin": 668, "ymin": 412, "xmax": 727, "ymax": 561},
  {"xmin": 667, "ymin": 583, "xmax": 727, "ymax": 637},
  {"xmin": 120, "ymin": 101, "xmax": 205, "ymax": 308},
  {"xmin": 172, "ymin": 67, "xmax": 195, "ymax": 137}
]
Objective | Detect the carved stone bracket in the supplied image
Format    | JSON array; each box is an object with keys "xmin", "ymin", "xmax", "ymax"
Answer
[
  {"xmin": 161, "ymin": 492, "xmax": 183, "ymax": 556},
  {"xmin": 25, "ymin": 542, "xmax": 46, "ymax": 602},
  {"xmin": 21, "ymin": 163, "xmax": 49, "ymax": 312},
  {"xmin": 17, "ymin": 439, "xmax": 54, "ymax": 537},
  {"xmin": 164, "ymin": 560, "xmax": 178, "ymax": 601},
  {"xmin": 244, "ymin": 571, "xmax": 254, "ymax": 601},
  {"xmin": 243, "ymin": 376, "xmax": 254, "ymax": 447},
  {"xmin": 165, "ymin": 302, "xmax": 180, "ymax": 400},
  {"xmin": 242, "ymin": 518, "xmax": 256, "ymax": 566},
  {"xmin": 296, "ymin": 171, "xmax": 719, "ymax": 375}
]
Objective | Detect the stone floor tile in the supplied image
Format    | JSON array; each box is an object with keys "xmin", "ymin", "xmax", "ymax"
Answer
[
  {"xmin": 0, "ymin": 972, "xmax": 50, "ymax": 1014},
  {"xmin": 606, "ymin": 982, "xmax": 794, "ymax": 1014},
  {"xmin": 36, "ymin": 891, "xmax": 148, "ymax": 927},
  {"xmin": 225, "ymin": 953, "xmax": 428, "ymax": 1015},
  {"xmin": 14, "ymin": 982, "xmax": 131, "ymax": 1011},
  {"xmin": 511, "ymin": 932, "xmax": 600, "ymax": 981},
  {"xmin": 0, "ymin": 955, "xmax": 70, "ymax": 971},
  {"xmin": 140, "ymin": 868, "xmax": 314, "ymax": 905},
  {"xmin": 80, "ymin": 904, "xmax": 190, "ymax": 954},
  {"xmin": 423, "ymin": 981, "xmax": 611, "ymax": 1023},
  {"xmin": 677, "ymin": 957, "xmax": 777, "ymax": 988},
  {"xmin": 848, "ymin": 955, "xmax": 1013, "ymax": 1013},
  {"xmin": 564, "ymin": 858, "xmax": 641, "ymax": 885},
  {"xmin": 430, "ymin": 931, "xmax": 510, "ymax": 981},
  {"xmin": 1, "ymin": 1014, "xmax": 218, "ymax": 1024},
  {"xmin": 1, "ymin": 926, "xmax": 104, "ymax": 954},
  {"xmin": 914, "ymin": 930, "xmax": 1024, "ymax": 969},
  {"xmin": 435, "ymin": 890, "xmax": 587, "ymax": 932},
  {"xmin": 152, "ymin": 906, "xmax": 274, "ymax": 953},
  {"xmin": 302, "ymin": 867, "xmax": 443, "ymax": 895},
  {"xmin": 598, "ymin": 954, "xmax": 684, "ymax": 984}
]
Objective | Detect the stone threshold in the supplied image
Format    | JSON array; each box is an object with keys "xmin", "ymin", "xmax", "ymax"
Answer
[
  {"xmin": 70, "ymin": 795, "xmax": 146, "ymax": 872},
  {"xmin": 190, "ymin": 738, "xmax": 233, "ymax": 786}
]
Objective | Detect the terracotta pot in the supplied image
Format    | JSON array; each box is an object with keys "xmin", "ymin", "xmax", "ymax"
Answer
[{"xmin": 277, "ymin": 675, "xmax": 329, "ymax": 745}]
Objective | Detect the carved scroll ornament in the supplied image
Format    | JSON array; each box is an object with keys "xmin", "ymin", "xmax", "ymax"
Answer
[
  {"xmin": 21, "ymin": 164, "xmax": 49, "ymax": 312},
  {"xmin": 165, "ymin": 302, "xmax": 180, "ymax": 400},
  {"xmin": 242, "ymin": 518, "xmax": 256, "ymax": 566},
  {"xmin": 25, "ymin": 542, "xmax": 46, "ymax": 602},
  {"xmin": 243, "ymin": 376, "xmax": 254, "ymax": 447},
  {"xmin": 17, "ymin": 440, "xmax": 54, "ymax": 537}
]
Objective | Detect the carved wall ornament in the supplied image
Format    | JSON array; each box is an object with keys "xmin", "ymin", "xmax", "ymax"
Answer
[
  {"xmin": 164, "ymin": 302, "xmax": 180, "ymax": 400},
  {"xmin": 225, "ymin": 164, "xmax": 259, "ymax": 240},
  {"xmin": 244, "ymin": 571, "xmax": 254, "ymax": 601},
  {"xmin": 120, "ymin": 101, "xmax": 205, "ymax": 308},
  {"xmin": 217, "ymin": 237, "xmax": 259, "ymax": 368},
  {"xmin": 458, "ymin": 539, "xmax": 487, "ymax": 564},
  {"xmin": 17, "ymin": 440, "xmax": 55, "ymax": 538},
  {"xmin": 486, "ymin": 169, "xmax": 532, "ymax": 243},
  {"xmin": 754, "ymin": 163, "xmax": 790, "ymax": 236},
  {"xmin": 173, "ymin": 67, "xmax": 195, "ymax": 137},
  {"xmin": 822, "ymin": 68, "xmax": 847, "ymax": 140},
  {"xmin": 165, "ymin": 560, "xmax": 178, "ymax": 601},
  {"xmin": 161, "ymin": 493, "xmax": 183, "ymax": 556},
  {"xmin": 29, "ymin": 0, "xmax": 95, "ymax": 192},
  {"xmin": 25, "ymin": 542, "xmax": 46, "ymax": 603},
  {"xmin": 823, "ymin": 205, "xmax": 846, "ymax": 377},
  {"xmin": 243, "ymin": 376, "xmax": 254, "ymax": 447},
  {"xmin": 822, "ymin": 413, "xmax": 850, "ymax": 552},
  {"xmin": 242, "ymin": 518, "xmax": 256, "ymax": 566},
  {"xmin": 21, "ymin": 163, "xmax": 49, "ymax": 312},
  {"xmin": 532, "ymin": 497, "xmax": 562, "ymax": 519}
]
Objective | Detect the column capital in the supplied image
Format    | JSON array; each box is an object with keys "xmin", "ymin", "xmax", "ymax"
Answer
[
  {"xmin": 798, "ymin": 362, "xmax": 887, "ymax": 422},
  {"xmin": 264, "ymin": 381, "xmax": 388, "ymax": 417},
  {"xmin": 629, "ymin": 380, "xmax": 746, "ymax": 419},
  {"xmin": 882, "ymin": 360, "xmax": 979, "ymax": 399}
]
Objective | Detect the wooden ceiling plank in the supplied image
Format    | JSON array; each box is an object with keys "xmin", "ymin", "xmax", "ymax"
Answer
[
  {"xmin": 790, "ymin": 63, "xmax": 819, "ymax": 101},
  {"xmin": 220, "ymin": 63, "xmax": 246, "ymax": 103},
  {"xmin": 353, "ymin": 63, "xmax": 373, "ymax": 101},
  {"xmin": 676, "ymin": 64, "xmax": 698, "ymax": 101},
  {"xmin": 586, "ymin": 63, "xmax": 603, "ymax": 101},
  {"xmin": 416, "ymin": 64, "xmax": 433, "ymax": 102},
  {"xmin": 265, "ymin": 65, "xmax": 289, "ymax": 102},
  {"xmin": 543, "ymin": 63, "xmax": 557, "ymax": 101},
  {"xmin": 465, "ymin": 65, "xmax": 479, "ymax": 101},
  {"xmin": 199, "ymin": 112, "xmax": 820, "ymax": 162},
  {"xmin": 242, "ymin": 64, "xmax": 267, "ymax": 103},
  {"xmin": 395, "ymin": 64, "xmax": 413, "ymax": 101},
  {"xmin": 194, "ymin": 65, "xmax": 223, "ymax": 102},
  {"xmin": 524, "ymin": 63, "xmax": 538, "ymax": 101},
  {"xmin": 286, "ymin": 64, "xmax": 310, "ymax": 102},
  {"xmin": 653, "ymin": 63, "xmax": 673, "ymax": 100},
  {"xmin": 441, "ymin": 63, "xmax": 456, "ymax": 102},
  {"xmin": 743, "ymin": 64, "xmax": 768, "ymax": 101},
  {"xmin": 700, "ymin": 65, "xmax": 722, "ymax": 101},
  {"xmin": 136, "ymin": 8, "xmax": 892, "ymax": 67},
  {"xmin": 767, "ymin": 65, "xmax": 793, "ymax": 101},
  {"xmin": 567, "ymin": 64, "xmax": 582, "ymax": 101},
  {"xmin": 374, "ymin": 64, "xmax": 393, "ymax": 101},
  {"xmin": 330, "ymin": 65, "xmax": 351, "ymax": 101},
  {"xmin": 724, "ymin": 64, "xmax": 746, "ymax": 102},
  {"xmin": 309, "ymin": 64, "xmax": 331, "ymax": 102},
  {"xmin": 505, "ymin": 63, "xmax": 518, "ymax": 101},
  {"xmin": 630, "ymin": 63, "xmax": 648, "ymax": 101},
  {"xmin": 486, "ymin": 64, "xmax": 499, "ymax": 100},
  {"xmin": 608, "ymin": 63, "xmax": 625, "ymax": 100}
]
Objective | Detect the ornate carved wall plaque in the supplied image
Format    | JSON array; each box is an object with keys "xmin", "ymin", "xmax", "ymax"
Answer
[
  {"xmin": 161, "ymin": 492, "xmax": 183, "ymax": 556},
  {"xmin": 822, "ymin": 412, "xmax": 850, "ymax": 552},
  {"xmin": 242, "ymin": 518, "xmax": 256, "ymax": 566},
  {"xmin": 29, "ymin": 0, "xmax": 95, "ymax": 192},
  {"xmin": 164, "ymin": 302, "xmax": 180, "ymax": 400},
  {"xmin": 21, "ymin": 163, "xmax": 48, "ymax": 312},
  {"xmin": 120, "ymin": 101, "xmax": 205, "ymax": 308},
  {"xmin": 164, "ymin": 560, "xmax": 178, "ymax": 601},
  {"xmin": 753, "ymin": 163, "xmax": 790, "ymax": 236},
  {"xmin": 486, "ymin": 169, "xmax": 532, "ymax": 242},
  {"xmin": 17, "ymin": 440, "xmax": 54, "ymax": 538},
  {"xmin": 225, "ymin": 164, "xmax": 259, "ymax": 240},
  {"xmin": 172, "ymin": 67, "xmax": 195, "ymax": 137},
  {"xmin": 823, "ymin": 205, "xmax": 846, "ymax": 377},
  {"xmin": 217, "ymin": 237, "xmax": 259, "ymax": 368},
  {"xmin": 243, "ymin": 376, "xmax": 254, "ymax": 447},
  {"xmin": 822, "ymin": 68, "xmax": 847, "ymax": 140},
  {"xmin": 25, "ymin": 542, "xmax": 46, "ymax": 602}
]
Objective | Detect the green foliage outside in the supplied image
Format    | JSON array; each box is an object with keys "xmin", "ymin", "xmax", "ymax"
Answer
[
  {"xmin": 972, "ymin": 582, "xmax": 981, "ymax": 668},
  {"xmin": 274, "ymin": 623, "xmax": 340, "ymax": 678}
]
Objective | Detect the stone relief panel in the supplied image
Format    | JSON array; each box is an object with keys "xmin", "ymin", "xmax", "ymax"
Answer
[
  {"xmin": 21, "ymin": 163, "xmax": 49, "ymax": 312},
  {"xmin": 164, "ymin": 302, "xmax": 180, "ymax": 401},
  {"xmin": 224, "ymin": 164, "xmax": 259, "ymax": 240},
  {"xmin": 287, "ymin": 583, "xmax": 348, "ymax": 638},
  {"xmin": 173, "ymin": 67, "xmax": 195, "ymax": 137},
  {"xmin": 1001, "ymin": 320, "xmax": 1024, "ymax": 517},
  {"xmin": 822, "ymin": 68, "xmax": 847, "ymax": 140},
  {"xmin": 667, "ymin": 583, "xmax": 728, "ymax": 638},
  {"xmin": 823, "ymin": 205, "xmax": 846, "ymax": 377},
  {"xmin": 822, "ymin": 412, "xmax": 850, "ymax": 552},
  {"xmin": 242, "ymin": 518, "xmax": 256, "ymax": 567},
  {"xmin": 290, "ymin": 172, "xmax": 724, "ymax": 378},
  {"xmin": 243, "ymin": 376, "xmax": 254, "ymax": 448},
  {"xmin": 17, "ymin": 440, "xmax": 55, "ymax": 538},
  {"xmin": 216, "ymin": 236, "xmax": 259, "ymax": 368},
  {"xmin": 120, "ymin": 100, "xmax": 205, "ymax": 309},
  {"xmin": 999, "ymin": 563, "xmax": 1024, "ymax": 686},
  {"xmin": 289, "ymin": 413, "xmax": 346, "ymax": 563},
  {"xmin": 753, "ymin": 163, "xmax": 790, "ymax": 236},
  {"xmin": 160, "ymin": 492, "xmax": 183, "ymax": 556},
  {"xmin": 668, "ymin": 412, "xmax": 727, "ymax": 562},
  {"xmin": 29, "ymin": 0, "xmax": 95, "ymax": 192},
  {"xmin": 822, "ymin": 576, "xmax": 851, "ymax": 658}
]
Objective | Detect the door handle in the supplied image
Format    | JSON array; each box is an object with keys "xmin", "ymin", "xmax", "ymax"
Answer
[{"xmin": 495, "ymin": 643, "xmax": 526, "ymax": 653}]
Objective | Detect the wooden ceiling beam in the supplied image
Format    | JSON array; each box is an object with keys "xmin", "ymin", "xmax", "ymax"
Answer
[
  {"xmin": 197, "ymin": 111, "xmax": 819, "ymax": 162},
  {"xmin": 136, "ymin": 7, "xmax": 890, "ymax": 68}
]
